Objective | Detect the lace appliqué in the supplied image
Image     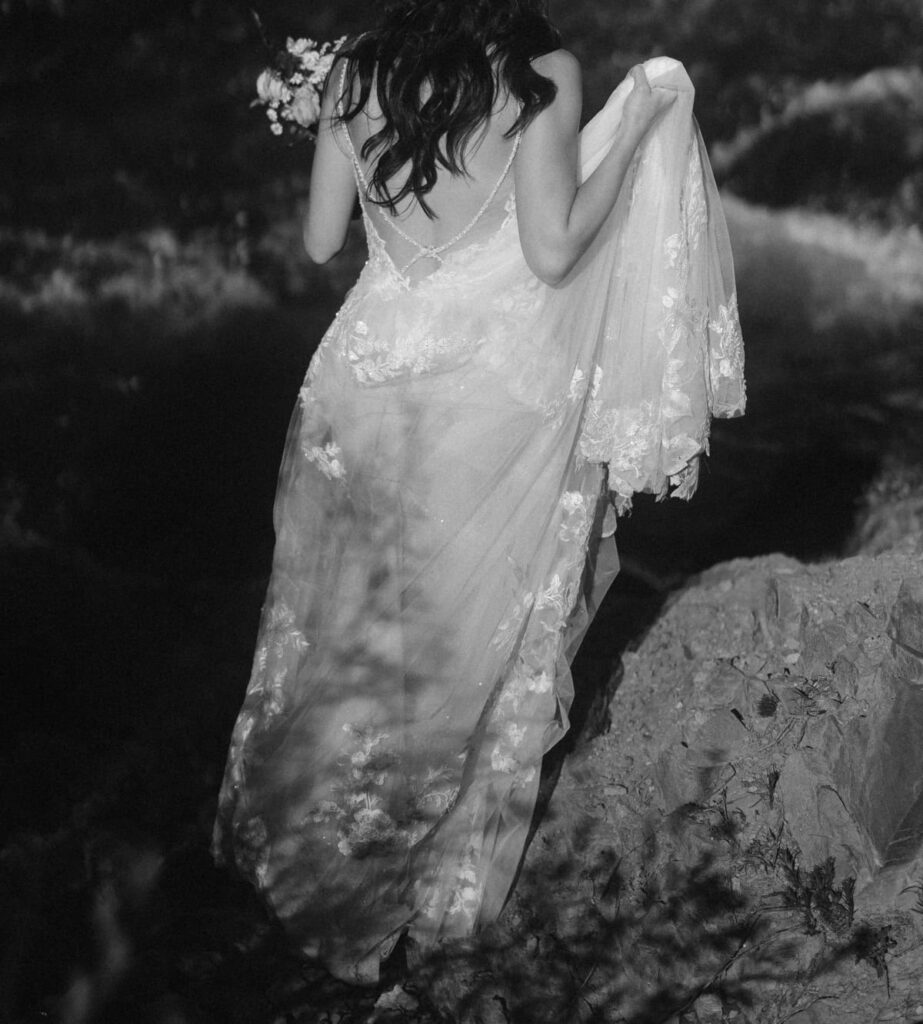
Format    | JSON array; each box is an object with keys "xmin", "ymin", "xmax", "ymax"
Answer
[
  {"xmin": 445, "ymin": 846, "xmax": 483, "ymax": 923},
  {"xmin": 309, "ymin": 724, "xmax": 461, "ymax": 858},
  {"xmin": 581, "ymin": 368, "xmax": 664, "ymax": 501},
  {"xmin": 309, "ymin": 725, "xmax": 404, "ymax": 858},
  {"xmin": 233, "ymin": 816, "xmax": 271, "ymax": 888},
  {"xmin": 220, "ymin": 603, "xmax": 311, "ymax": 795},
  {"xmin": 414, "ymin": 810, "xmax": 485, "ymax": 929},
  {"xmin": 708, "ymin": 292, "xmax": 746, "ymax": 416},
  {"xmin": 303, "ymin": 440, "xmax": 346, "ymax": 480},
  {"xmin": 252, "ymin": 602, "xmax": 311, "ymax": 714},
  {"xmin": 490, "ymin": 665, "xmax": 555, "ymax": 781},
  {"xmin": 345, "ymin": 320, "xmax": 479, "ymax": 385},
  {"xmin": 578, "ymin": 133, "xmax": 740, "ymax": 507},
  {"xmin": 491, "ymin": 590, "xmax": 534, "ymax": 659},
  {"xmin": 488, "ymin": 487, "xmax": 595, "ymax": 780}
]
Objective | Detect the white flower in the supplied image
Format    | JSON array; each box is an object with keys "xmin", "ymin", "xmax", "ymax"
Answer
[
  {"xmin": 286, "ymin": 37, "xmax": 314, "ymax": 58},
  {"xmin": 289, "ymin": 83, "xmax": 322, "ymax": 129},
  {"xmin": 256, "ymin": 37, "xmax": 344, "ymax": 142},
  {"xmin": 256, "ymin": 69, "xmax": 289, "ymax": 105}
]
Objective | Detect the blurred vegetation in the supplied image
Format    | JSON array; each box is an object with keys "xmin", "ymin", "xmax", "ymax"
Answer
[
  {"xmin": 556, "ymin": 0, "xmax": 923, "ymax": 137},
  {"xmin": 2, "ymin": 5, "xmax": 923, "ymax": 1022},
  {"xmin": 1, "ymin": 0, "xmax": 922, "ymax": 234}
]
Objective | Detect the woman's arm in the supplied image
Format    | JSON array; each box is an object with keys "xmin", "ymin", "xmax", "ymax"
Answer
[
  {"xmin": 303, "ymin": 59, "xmax": 358, "ymax": 264},
  {"xmin": 514, "ymin": 51, "xmax": 675, "ymax": 285}
]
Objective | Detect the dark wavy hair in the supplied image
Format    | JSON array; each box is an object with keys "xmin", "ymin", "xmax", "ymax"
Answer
[{"xmin": 336, "ymin": 0, "xmax": 562, "ymax": 217}]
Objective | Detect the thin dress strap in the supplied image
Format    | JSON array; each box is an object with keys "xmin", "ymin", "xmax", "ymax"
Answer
[{"xmin": 336, "ymin": 63, "xmax": 521, "ymax": 274}]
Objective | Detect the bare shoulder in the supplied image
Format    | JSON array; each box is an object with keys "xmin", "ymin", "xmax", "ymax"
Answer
[
  {"xmin": 530, "ymin": 48, "xmax": 581, "ymax": 90},
  {"xmin": 320, "ymin": 54, "xmax": 349, "ymax": 114}
]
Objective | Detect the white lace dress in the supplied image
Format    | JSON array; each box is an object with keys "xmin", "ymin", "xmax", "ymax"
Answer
[{"xmin": 212, "ymin": 58, "xmax": 745, "ymax": 983}]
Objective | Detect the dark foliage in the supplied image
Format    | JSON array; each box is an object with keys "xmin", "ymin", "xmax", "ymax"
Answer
[
  {"xmin": 2, "ymin": 0, "xmax": 922, "ymax": 233},
  {"xmin": 717, "ymin": 69, "xmax": 923, "ymax": 226}
]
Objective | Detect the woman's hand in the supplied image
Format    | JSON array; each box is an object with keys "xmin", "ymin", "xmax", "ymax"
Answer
[{"xmin": 622, "ymin": 65, "xmax": 677, "ymax": 140}]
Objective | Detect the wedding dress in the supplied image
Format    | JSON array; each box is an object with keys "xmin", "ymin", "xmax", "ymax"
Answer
[{"xmin": 212, "ymin": 57, "xmax": 744, "ymax": 983}]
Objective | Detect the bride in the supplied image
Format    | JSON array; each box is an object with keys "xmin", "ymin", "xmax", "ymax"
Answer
[{"xmin": 213, "ymin": 0, "xmax": 744, "ymax": 986}]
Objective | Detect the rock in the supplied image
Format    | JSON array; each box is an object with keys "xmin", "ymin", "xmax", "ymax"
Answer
[
  {"xmin": 513, "ymin": 548, "xmax": 923, "ymax": 1024},
  {"xmin": 639, "ymin": 552, "xmax": 923, "ymax": 877},
  {"xmin": 889, "ymin": 576, "xmax": 923, "ymax": 658},
  {"xmin": 367, "ymin": 984, "xmax": 420, "ymax": 1022}
]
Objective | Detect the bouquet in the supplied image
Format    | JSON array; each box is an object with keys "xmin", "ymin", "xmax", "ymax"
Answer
[{"xmin": 254, "ymin": 33, "xmax": 346, "ymax": 141}]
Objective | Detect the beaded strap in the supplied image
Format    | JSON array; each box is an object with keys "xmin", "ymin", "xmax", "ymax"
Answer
[{"xmin": 337, "ymin": 64, "xmax": 521, "ymax": 274}]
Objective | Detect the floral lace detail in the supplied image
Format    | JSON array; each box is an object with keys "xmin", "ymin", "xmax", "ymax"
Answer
[
  {"xmin": 488, "ymin": 486, "xmax": 597, "ymax": 779},
  {"xmin": 535, "ymin": 364, "xmax": 592, "ymax": 428},
  {"xmin": 304, "ymin": 440, "xmax": 346, "ymax": 480},
  {"xmin": 708, "ymin": 292, "xmax": 746, "ymax": 416},
  {"xmin": 245, "ymin": 602, "xmax": 311, "ymax": 719},
  {"xmin": 308, "ymin": 725, "xmax": 404, "ymax": 858},
  {"xmin": 536, "ymin": 572, "xmax": 580, "ymax": 623},
  {"xmin": 664, "ymin": 231, "xmax": 683, "ymax": 269},
  {"xmin": 414, "ymin": 825, "xmax": 484, "ymax": 929},
  {"xmin": 445, "ymin": 846, "xmax": 483, "ymax": 923},
  {"xmin": 681, "ymin": 139, "xmax": 707, "ymax": 255},
  {"xmin": 581, "ymin": 398, "xmax": 657, "ymax": 484},
  {"xmin": 494, "ymin": 664, "xmax": 554, "ymax": 732},
  {"xmin": 569, "ymin": 367, "xmax": 588, "ymax": 401},
  {"xmin": 234, "ymin": 817, "xmax": 270, "ymax": 888},
  {"xmin": 578, "ymin": 131, "xmax": 741, "ymax": 507},
  {"xmin": 409, "ymin": 767, "xmax": 459, "ymax": 820},
  {"xmin": 309, "ymin": 724, "xmax": 461, "ymax": 858},
  {"xmin": 491, "ymin": 590, "xmax": 534, "ymax": 658},
  {"xmin": 559, "ymin": 490, "xmax": 591, "ymax": 544},
  {"xmin": 491, "ymin": 723, "xmax": 532, "ymax": 777},
  {"xmin": 336, "ymin": 807, "xmax": 403, "ymax": 858},
  {"xmin": 345, "ymin": 321, "xmax": 479, "ymax": 385},
  {"xmin": 489, "ymin": 659, "xmax": 556, "ymax": 781}
]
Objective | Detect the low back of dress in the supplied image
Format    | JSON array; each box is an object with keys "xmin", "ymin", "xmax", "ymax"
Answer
[{"xmin": 338, "ymin": 68, "xmax": 522, "ymax": 287}]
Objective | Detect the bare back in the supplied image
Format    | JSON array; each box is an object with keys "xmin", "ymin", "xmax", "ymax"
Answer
[{"xmin": 338, "ymin": 68, "xmax": 522, "ymax": 285}]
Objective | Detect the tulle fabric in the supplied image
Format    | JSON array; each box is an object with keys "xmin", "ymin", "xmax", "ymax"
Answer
[
  {"xmin": 212, "ymin": 58, "xmax": 744, "ymax": 983},
  {"xmin": 568, "ymin": 57, "xmax": 745, "ymax": 513}
]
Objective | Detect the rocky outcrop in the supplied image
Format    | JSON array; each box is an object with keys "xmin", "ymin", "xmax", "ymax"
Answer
[
  {"xmin": 507, "ymin": 549, "xmax": 923, "ymax": 1024},
  {"xmin": 642, "ymin": 555, "xmax": 923, "ymax": 889}
]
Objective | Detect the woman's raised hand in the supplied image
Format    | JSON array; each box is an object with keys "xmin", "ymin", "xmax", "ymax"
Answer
[
  {"xmin": 622, "ymin": 65, "xmax": 677, "ymax": 138},
  {"xmin": 515, "ymin": 51, "xmax": 680, "ymax": 285}
]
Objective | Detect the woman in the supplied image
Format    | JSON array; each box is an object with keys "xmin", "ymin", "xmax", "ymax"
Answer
[{"xmin": 213, "ymin": 0, "xmax": 744, "ymax": 986}]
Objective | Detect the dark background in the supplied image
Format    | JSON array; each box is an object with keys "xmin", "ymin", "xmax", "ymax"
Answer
[{"xmin": 1, "ymin": 1, "xmax": 922, "ymax": 1021}]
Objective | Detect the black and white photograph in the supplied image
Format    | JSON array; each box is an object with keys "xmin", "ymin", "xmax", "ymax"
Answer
[{"xmin": 2, "ymin": 1, "xmax": 922, "ymax": 1021}]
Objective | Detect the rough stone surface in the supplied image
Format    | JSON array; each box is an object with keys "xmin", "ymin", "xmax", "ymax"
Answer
[{"xmin": 511, "ymin": 549, "xmax": 923, "ymax": 1024}]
